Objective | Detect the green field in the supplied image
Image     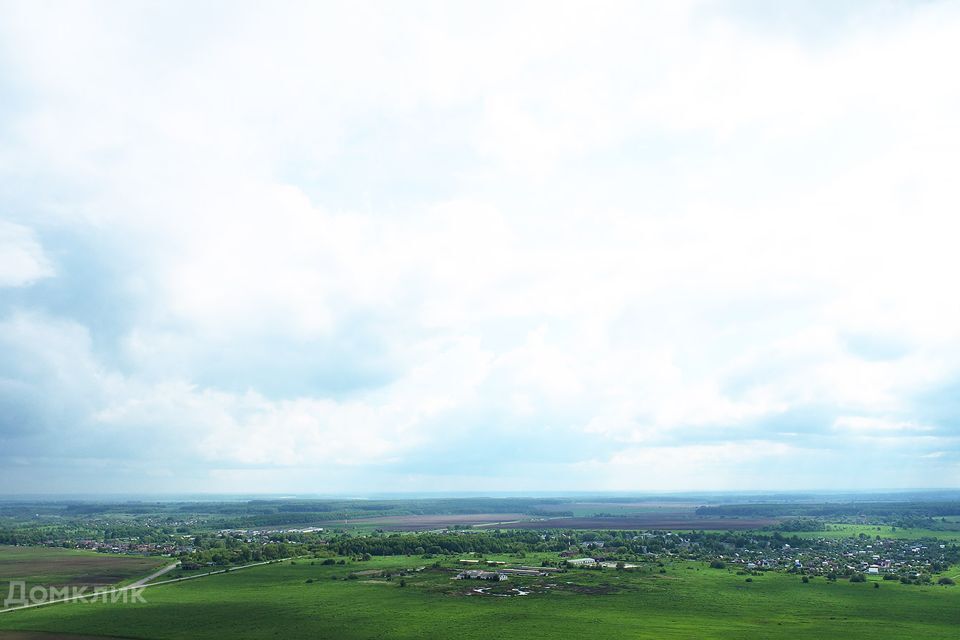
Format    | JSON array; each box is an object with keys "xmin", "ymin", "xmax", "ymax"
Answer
[
  {"xmin": 1, "ymin": 555, "xmax": 958, "ymax": 639},
  {"xmin": 0, "ymin": 547, "xmax": 166, "ymax": 598},
  {"xmin": 782, "ymin": 524, "xmax": 960, "ymax": 542}
]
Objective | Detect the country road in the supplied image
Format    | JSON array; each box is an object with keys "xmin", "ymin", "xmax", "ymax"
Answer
[{"xmin": 129, "ymin": 562, "xmax": 180, "ymax": 588}]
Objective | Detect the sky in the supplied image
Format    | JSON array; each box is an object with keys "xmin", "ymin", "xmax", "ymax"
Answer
[{"xmin": 1, "ymin": 0, "xmax": 960, "ymax": 494}]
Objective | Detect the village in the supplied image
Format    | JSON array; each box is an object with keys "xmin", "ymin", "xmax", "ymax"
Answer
[
  {"xmin": 447, "ymin": 528, "xmax": 958, "ymax": 585},
  {"xmin": 717, "ymin": 535, "xmax": 956, "ymax": 580}
]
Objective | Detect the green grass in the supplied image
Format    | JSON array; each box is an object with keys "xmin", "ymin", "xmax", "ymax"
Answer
[
  {"xmin": 781, "ymin": 524, "xmax": 960, "ymax": 542},
  {"xmin": 1, "ymin": 555, "xmax": 958, "ymax": 639}
]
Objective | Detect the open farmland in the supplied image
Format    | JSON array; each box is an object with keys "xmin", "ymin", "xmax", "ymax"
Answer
[
  {"xmin": 533, "ymin": 501, "xmax": 702, "ymax": 517},
  {"xmin": 334, "ymin": 513, "xmax": 537, "ymax": 530},
  {"xmin": 0, "ymin": 547, "xmax": 165, "ymax": 600},
  {"xmin": 1, "ymin": 555, "xmax": 958, "ymax": 639},
  {"xmin": 499, "ymin": 516, "xmax": 779, "ymax": 530},
  {"xmin": 333, "ymin": 511, "xmax": 778, "ymax": 532},
  {"xmin": 0, "ymin": 634, "xmax": 135, "ymax": 640}
]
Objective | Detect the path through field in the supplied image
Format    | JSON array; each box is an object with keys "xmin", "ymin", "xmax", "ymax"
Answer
[{"xmin": 129, "ymin": 563, "xmax": 180, "ymax": 588}]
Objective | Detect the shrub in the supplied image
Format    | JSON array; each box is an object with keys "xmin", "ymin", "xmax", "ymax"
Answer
[
  {"xmin": 710, "ymin": 560, "xmax": 726, "ymax": 569},
  {"xmin": 802, "ymin": 576, "xmax": 809, "ymax": 583},
  {"xmin": 745, "ymin": 577, "xmax": 753, "ymax": 583},
  {"xmin": 849, "ymin": 574, "xmax": 866, "ymax": 583},
  {"xmin": 322, "ymin": 559, "xmax": 336, "ymax": 565},
  {"xmin": 938, "ymin": 577, "xmax": 956, "ymax": 586}
]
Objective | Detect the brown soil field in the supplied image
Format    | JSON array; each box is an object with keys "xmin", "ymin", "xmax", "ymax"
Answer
[
  {"xmin": 504, "ymin": 516, "xmax": 779, "ymax": 530},
  {"xmin": 535, "ymin": 502, "xmax": 701, "ymax": 513},
  {"xmin": 0, "ymin": 546, "xmax": 164, "ymax": 589},
  {"xmin": 334, "ymin": 513, "xmax": 535, "ymax": 530},
  {"xmin": 333, "ymin": 513, "xmax": 776, "ymax": 531}
]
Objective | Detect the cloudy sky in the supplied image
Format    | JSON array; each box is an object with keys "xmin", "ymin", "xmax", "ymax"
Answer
[{"xmin": 1, "ymin": 0, "xmax": 959, "ymax": 494}]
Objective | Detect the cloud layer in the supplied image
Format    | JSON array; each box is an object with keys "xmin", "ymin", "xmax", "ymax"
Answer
[{"xmin": 1, "ymin": 0, "xmax": 959, "ymax": 493}]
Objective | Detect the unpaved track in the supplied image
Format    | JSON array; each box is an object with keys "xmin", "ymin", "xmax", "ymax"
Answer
[{"xmin": 128, "ymin": 562, "xmax": 179, "ymax": 588}]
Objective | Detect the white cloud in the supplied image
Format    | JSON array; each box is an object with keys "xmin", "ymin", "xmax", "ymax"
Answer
[
  {"xmin": 2, "ymin": 1, "xmax": 960, "ymax": 491},
  {"xmin": 833, "ymin": 416, "xmax": 934, "ymax": 435},
  {"xmin": 0, "ymin": 222, "xmax": 54, "ymax": 287}
]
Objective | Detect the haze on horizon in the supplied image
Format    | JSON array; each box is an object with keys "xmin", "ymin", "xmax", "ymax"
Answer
[{"xmin": 1, "ymin": 0, "xmax": 959, "ymax": 495}]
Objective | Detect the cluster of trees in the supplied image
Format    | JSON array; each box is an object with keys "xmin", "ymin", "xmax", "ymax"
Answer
[
  {"xmin": 328, "ymin": 530, "xmax": 557, "ymax": 557},
  {"xmin": 0, "ymin": 525, "xmax": 103, "ymax": 546},
  {"xmin": 772, "ymin": 518, "xmax": 824, "ymax": 532},
  {"xmin": 179, "ymin": 537, "xmax": 294, "ymax": 566},
  {"xmin": 1, "ymin": 498, "xmax": 578, "ymax": 533}
]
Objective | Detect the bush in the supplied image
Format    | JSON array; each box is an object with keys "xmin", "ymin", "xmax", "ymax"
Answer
[
  {"xmin": 849, "ymin": 574, "xmax": 866, "ymax": 583},
  {"xmin": 322, "ymin": 559, "xmax": 336, "ymax": 565},
  {"xmin": 745, "ymin": 577, "xmax": 753, "ymax": 583},
  {"xmin": 305, "ymin": 579, "xmax": 313, "ymax": 584},
  {"xmin": 802, "ymin": 576, "xmax": 809, "ymax": 583},
  {"xmin": 874, "ymin": 583, "xmax": 879, "ymax": 589},
  {"xmin": 709, "ymin": 560, "xmax": 726, "ymax": 569},
  {"xmin": 937, "ymin": 577, "xmax": 955, "ymax": 586}
]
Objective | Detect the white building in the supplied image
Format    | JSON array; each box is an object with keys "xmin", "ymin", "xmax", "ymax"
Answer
[{"xmin": 567, "ymin": 558, "xmax": 597, "ymax": 566}]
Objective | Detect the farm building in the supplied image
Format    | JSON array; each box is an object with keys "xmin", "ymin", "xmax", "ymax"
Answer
[
  {"xmin": 456, "ymin": 570, "xmax": 508, "ymax": 581},
  {"xmin": 499, "ymin": 568, "xmax": 544, "ymax": 577},
  {"xmin": 567, "ymin": 558, "xmax": 597, "ymax": 566}
]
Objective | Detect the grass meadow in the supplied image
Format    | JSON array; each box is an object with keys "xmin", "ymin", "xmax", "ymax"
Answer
[
  {"xmin": 782, "ymin": 524, "xmax": 960, "ymax": 542},
  {"xmin": 1, "ymin": 554, "xmax": 958, "ymax": 640}
]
